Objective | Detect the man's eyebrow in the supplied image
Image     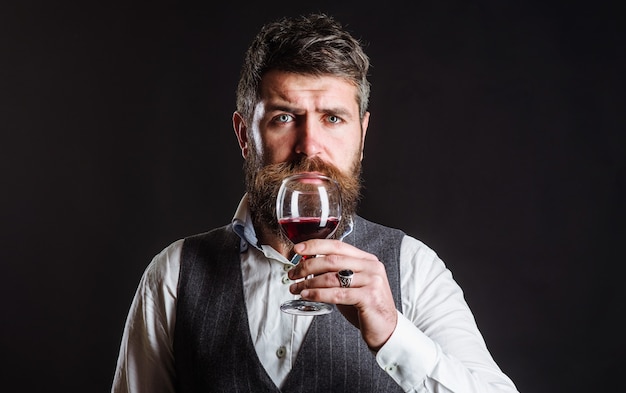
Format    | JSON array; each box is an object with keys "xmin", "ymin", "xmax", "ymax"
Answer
[
  {"xmin": 264, "ymin": 103, "xmax": 354, "ymax": 120},
  {"xmin": 322, "ymin": 106, "xmax": 354, "ymax": 120},
  {"xmin": 264, "ymin": 103, "xmax": 298, "ymax": 113}
]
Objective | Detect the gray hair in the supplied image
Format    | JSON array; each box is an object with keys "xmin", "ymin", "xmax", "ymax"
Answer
[{"xmin": 235, "ymin": 13, "xmax": 371, "ymax": 124}]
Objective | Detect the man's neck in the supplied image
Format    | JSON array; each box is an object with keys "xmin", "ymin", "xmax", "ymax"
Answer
[{"xmin": 255, "ymin": 222, "xmax": 293, "ymax": 259}]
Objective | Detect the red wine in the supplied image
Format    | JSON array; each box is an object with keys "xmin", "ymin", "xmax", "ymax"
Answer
[{"xmin": 279, "ymin": 217, "xmax": 339, "ymax": 244}]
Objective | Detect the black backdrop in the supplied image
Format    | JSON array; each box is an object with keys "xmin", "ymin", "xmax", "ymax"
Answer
[{"xmin": 1, "ymin": 1, "xmax": 624, "ymax": 392}]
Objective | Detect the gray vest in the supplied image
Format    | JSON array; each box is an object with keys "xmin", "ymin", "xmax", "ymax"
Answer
[{"xmin": 174, "ymin": 216, "xmax": 406, "ymax": 393}]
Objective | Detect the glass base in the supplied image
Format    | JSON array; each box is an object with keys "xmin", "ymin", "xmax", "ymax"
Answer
[{"xmin": 280, "ymin": 299, "xmax": 333, "ymax": 315}]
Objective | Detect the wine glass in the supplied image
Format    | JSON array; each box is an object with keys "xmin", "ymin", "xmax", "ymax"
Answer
[{"xmin": 276, "ymin": 172, "xmax": 342, "ymax": 315}]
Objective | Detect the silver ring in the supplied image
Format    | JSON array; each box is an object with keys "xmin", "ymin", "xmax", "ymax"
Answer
[{"xmin": 338, "ymin": 269, "xmax": 354, "ymax": 288}]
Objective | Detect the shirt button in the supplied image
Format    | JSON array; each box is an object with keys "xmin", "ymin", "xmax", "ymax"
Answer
[
  {"xmin": 283, "ymin": 264, "xmax": 293, "ymax": 271},
  {"xmin": 281, "ymin": 275, "xmax": 291, "ymax": 284},
  {"xmin": 276, "ymin": 346, "xmax": 287, "ymax": 358},
  {"xmin": 385, "ymin": 363, "xmax": 397, "ymax": 372}
]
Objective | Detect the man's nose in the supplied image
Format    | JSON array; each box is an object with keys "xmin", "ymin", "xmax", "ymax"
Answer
[{"xmin": 294, "ymin": 119, "xmax": 322, "ymax": 158}]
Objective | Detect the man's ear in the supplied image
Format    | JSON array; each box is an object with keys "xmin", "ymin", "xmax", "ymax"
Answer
[{"xmin": 233, "ymin": 111, "xmax": 249, "ymax": 158}]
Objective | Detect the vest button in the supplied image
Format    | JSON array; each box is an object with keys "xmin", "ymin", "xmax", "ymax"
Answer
[{"xmin": 276, "ymin": 346, "xmax": 287, "ymax": 358}]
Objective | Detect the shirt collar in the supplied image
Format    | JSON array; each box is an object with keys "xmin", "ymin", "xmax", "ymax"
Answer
[
  {"xmin": 231, "ymin": 193, "xmax": 354, "ymax": 253},
  {"xmin": 232, "ymin": 194, "xmax": 257, "ymax": 252}
]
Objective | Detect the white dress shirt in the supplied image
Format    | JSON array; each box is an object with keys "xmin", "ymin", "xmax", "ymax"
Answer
[{"xmin": 112, "ymin": 195, "xmax": 518, "ymax": 392}]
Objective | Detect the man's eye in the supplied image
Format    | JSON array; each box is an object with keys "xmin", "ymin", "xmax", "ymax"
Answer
[
  {"xmin": 276, "ymin": 114, "xmax": 293, "ymax": 123},
  {"xmin": 327, "ymin": 115, "xmax": 341, "ymax": 124}
]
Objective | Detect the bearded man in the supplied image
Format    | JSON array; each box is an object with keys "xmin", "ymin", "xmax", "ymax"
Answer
[{"xmin": 112, "ymin": 13, "xmax": 519, "ymax": 393}]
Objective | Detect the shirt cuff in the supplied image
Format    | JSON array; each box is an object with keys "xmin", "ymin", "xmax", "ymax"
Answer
[{"xmin": 375, "ymin": 311, "xmax": 439, "ymax": 391}]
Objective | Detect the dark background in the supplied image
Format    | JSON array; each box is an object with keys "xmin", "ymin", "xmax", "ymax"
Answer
[{"xmin": 1, "ymin": 1, "xmax": 624, "ymax": 392}]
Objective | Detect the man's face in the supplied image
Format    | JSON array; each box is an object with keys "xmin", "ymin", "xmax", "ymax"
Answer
[
  {"xmin": 240, "ymin": 70, "xmax": 369, "ymax": 172},
  {"xmin": 233, "ymin": 70, "xmax": 370, "ymax": 238}
]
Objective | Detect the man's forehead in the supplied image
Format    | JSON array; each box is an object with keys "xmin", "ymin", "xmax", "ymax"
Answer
[{"xmin": 258, "ymin": 71, "xmax": 359, "ymax": 111}]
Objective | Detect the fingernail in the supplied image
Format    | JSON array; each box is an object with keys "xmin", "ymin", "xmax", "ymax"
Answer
[
  {"xmin": 293, "ymin": 243, "xmax": 305, "ymax": 253},
  {"xmin": 290, "ymin": 254, "xmax": 302, "ymax": 265}
]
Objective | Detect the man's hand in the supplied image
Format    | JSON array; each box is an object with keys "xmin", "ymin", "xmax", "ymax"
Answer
[{"xmin": 288, "ymin": 239, "xmax": 398, "ymax": 351}]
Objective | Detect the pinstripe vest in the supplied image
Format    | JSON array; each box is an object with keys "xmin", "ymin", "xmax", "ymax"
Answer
[{"xmin": 174, "ymin": 216, "xmax": 405, "ymax": 393}]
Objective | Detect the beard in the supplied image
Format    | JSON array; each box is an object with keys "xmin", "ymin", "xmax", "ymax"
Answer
[{"xmin": 245, "ymin": 151, "xmax": 362, "ymax": 248}]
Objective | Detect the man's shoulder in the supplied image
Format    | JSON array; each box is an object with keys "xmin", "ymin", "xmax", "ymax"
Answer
[
  {"xmin": 347, "ymin": 215, "xmax": 407, "ymax": 254},
  {"xmin": 183, "ymin": 223, "xmax": 235, "ymax": 242},
  {"xmin": 355, "ymin": 216, "xmax": 438, "ymax": 256},
  {"xmin": 179, "ymin": 223, "xmax": 241, "ymax": 259},
  {"xmin": 353, "ymin": 215, "xmax": 406, "ymax": 236}
]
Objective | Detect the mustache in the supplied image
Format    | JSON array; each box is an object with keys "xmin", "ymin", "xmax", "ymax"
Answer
[
  {"xmin": 250, "ymin": 156, "xmax": 347, "ymax": 189},
  {"xmin": 245, "ymin": 155, "xmax": 362, "ymax": 243}
]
